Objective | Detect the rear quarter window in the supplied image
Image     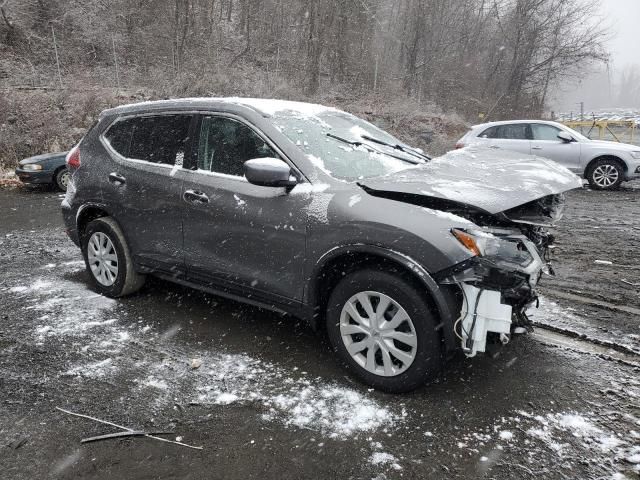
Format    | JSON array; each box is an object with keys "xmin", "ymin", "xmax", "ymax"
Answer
[
  {"xmin": 480, "ymin": 124, "xmax": 530, "ymax": 140},
  {"xmin": 104, "ymin": 119, "xmax": 134, "ymax": 157}
]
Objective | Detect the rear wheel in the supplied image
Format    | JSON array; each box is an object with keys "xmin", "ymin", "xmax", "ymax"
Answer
[
  {"xmin": 81, "ymin": 217, "xmax": 146, "ymax": 297},
  {"xmin": 587, "ymin": 158, "xmax": 624, "ymax": 190},
  {"xmin": 55, "ymin": 168, "xmax": 71, "ymax": 191},
  {"xmin": 325, "ymin": 269, "xmax": 442, "ymax": 393}
]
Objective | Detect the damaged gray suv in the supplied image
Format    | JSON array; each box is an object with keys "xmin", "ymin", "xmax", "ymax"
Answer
[{"xmin": 62, "ymin": 98, "xmax": 582, "ymax": 392}]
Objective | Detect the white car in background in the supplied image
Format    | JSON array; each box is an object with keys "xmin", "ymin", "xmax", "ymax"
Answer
[{"xmin": 456, "ymin": 120, "xmax": 640, "ymax": 190}]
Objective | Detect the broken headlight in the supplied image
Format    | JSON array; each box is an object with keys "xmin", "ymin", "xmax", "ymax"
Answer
[{"xmin": 452, "ymin": 228, "xmax": 534, "ymax": 268}]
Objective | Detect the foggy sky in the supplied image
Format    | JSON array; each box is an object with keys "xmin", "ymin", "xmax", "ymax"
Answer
[
  {"xmin": 552, "ymin": 0, "xmax": 640, "ymax": 112},
  {"xmin": 607, "ymin": 0, "xmax": 640, "ymax": 69}
]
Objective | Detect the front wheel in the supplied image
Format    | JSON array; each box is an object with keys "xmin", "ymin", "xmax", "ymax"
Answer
[
  {"xmin": 81, "ymin": 217, "xmax": 146, "ymax": 297},
  {"xmin": 587, "ymin": 159, "xmax": 624, "ymax": 190},
  {"xmin": 325, "ymin": 269, "xmax": 442, "ymax": 393}
]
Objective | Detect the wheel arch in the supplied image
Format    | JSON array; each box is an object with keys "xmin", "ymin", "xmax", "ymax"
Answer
[
  {"xmin": 52, "ymin": 164, "xmax": 66, "ymax": 179},
  {"xmin": 585, "ymin": 155, "xmax": 627, "ymax": 175},
  {"xmin": 76, "ymin": 203, "xmax": 112, "ymax": 240},
  {"xmin": 305, "ymin": 244, "xmax": 461, "ymax": 352}
]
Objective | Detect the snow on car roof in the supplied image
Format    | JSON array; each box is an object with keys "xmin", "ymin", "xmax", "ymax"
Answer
[
  {"xmin": 471, "ymin": 119, "xmax": 564, "ymax": 129},
  {"xmin": 103, "ymin": 97, "xmax": 340, "ymax": 118}
]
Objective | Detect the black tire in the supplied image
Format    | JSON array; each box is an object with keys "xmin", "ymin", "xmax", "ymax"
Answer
[
  {"xmin": 81, "ymin": 217, "xmax": 146, "ymax": 298},
  {"xmin": 325, "ymin": 269, "xmax": 442, "ymax": 393},
  {"xmin": 54, "ymin": 167, "xmax": 71, "ymax": 192},
  {"xmin": 586, "ymin": 158, "xmax": 624, "ymax": 190}
]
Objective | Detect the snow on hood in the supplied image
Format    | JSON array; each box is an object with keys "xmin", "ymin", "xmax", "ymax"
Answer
[{"xmin": 360, "ymin": 146, "xmax": 583, "ymax": 214}]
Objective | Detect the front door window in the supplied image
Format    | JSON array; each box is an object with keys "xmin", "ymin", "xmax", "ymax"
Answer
[{"xmin": 197, "ymin": 116, "xmax": 278, "ymax": 176}]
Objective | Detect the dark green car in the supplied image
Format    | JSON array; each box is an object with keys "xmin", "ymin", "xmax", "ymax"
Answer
[{"xmin": 15, "ymin": 151, "xmax": 70, "ymax": 191}]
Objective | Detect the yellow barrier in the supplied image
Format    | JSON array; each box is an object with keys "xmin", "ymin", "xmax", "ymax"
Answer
[{"xmin": 561, "ymin": 120, "xmax": 636, "ymax": 144}]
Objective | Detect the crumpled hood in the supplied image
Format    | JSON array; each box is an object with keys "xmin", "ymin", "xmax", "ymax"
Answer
[{"xmin": 360, "ymin": 146, "xmax": 583, "ymax": 215}]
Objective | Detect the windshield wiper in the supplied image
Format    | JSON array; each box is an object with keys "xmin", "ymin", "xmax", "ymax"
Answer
[
  {"xmin": 360, "ymin": 134, "xmax": 431, "ymax": 161},
  {"xmin": 326, "ymin": 133, "xmax": 420, "ymax": 165}
]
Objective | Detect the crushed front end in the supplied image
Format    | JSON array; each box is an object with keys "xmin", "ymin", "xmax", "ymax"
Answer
[{"xmin": 434, "ymin": 194, "xmax": 564, "ymax": 357}]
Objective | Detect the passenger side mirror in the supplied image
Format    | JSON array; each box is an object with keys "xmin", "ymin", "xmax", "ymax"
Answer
[
  {"xmin": 244, "ymin": 158, "xmax": 298, "ymax": 188},
  {"xmin": 557, "ymin": 131, "xmax": 574, "ymax": 143}
]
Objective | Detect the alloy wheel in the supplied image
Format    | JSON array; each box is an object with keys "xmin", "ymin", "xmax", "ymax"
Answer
[
  {"xmin": 59, "ymin": 171, "xmax": 71, "ymax": 189},
  {"xmin": 339, "ymin": 291, "xmax": 417, "ymax": 377},
  {"xmin": 592, "ymin": 164, "xmax": 619, "ymax": 188},
  {"xmin": 87, "ymin": 232, "xmax": 119, "ymax": 286}
]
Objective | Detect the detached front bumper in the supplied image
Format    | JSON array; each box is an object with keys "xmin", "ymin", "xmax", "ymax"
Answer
[{"xmin": 436, "ymin": 231, "xmax": 548, "ymax": 357}]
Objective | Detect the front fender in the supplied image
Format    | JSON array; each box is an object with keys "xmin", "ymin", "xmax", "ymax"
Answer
[{"xmin": 305, "ymin": 243, "xmax": 459, "ymax": 351}]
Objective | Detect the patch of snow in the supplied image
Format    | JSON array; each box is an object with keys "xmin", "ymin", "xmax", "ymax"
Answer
[
  {"xmin": 307, "ymin": 154, "xmax": 332, "ymax": 175},
  {"xmin": 305, "ymin": 193, "xmax": 333, "ymax": 224},
  {"xmin": 143, "ymin": 377, "xmax": 169, "ymax": 390},
  {"xmin": 420, "ymin": 206, "xmax": 473, "ymax": 225},
  {"xmin": 265, "ymin": 386, "xmax": 395, "ymax": 438},
  {"xmin": 233, "ymin": 194, "xmax": 246, "ymax": 207},
  {"xmin": 348, "ymin": 194, "xmax": 362, "ymax": 207},
  {"xmin": 369, "ymin": 452, "xmax": 402, "ymax": 470},
  {"xmin": 65, "ymin": 359, "xmax": 115, "ymax": 378},
  {"xmin": 290, "ymin": 183, "xmax": 329, "ymax": 195},
  {"xmin": 226, "ymin": 98, "xmax": 338, "ymax": 117},
  {"xmin": 215, "ymin": 392, "xmax": 239, "ymax": 405}
]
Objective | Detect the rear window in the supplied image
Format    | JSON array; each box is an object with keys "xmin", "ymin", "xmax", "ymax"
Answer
[{"xmin": 104, "ymin": 115, "xmax": 192, "ymax": 165}]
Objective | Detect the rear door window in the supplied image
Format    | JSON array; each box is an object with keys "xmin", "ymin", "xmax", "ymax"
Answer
[
  {"xmin": 129, "ymin": 115, "xmax": 192, "ymax": 165},
  {"xmin": 105, "ymin": 115, "xmax": 192, "ymax": 165},
  {"xmin": 531, "ymin": 124, "xmax": 562, "ymax": 141},
  {"xmin": 197, "ymin": 116, "xmax": 278, "ymax": 176},
  {"xmin": 480, "ymin": 124, "xmax": 530, "ymax": 140}
]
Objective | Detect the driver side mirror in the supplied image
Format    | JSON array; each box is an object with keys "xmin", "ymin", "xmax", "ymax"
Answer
[
  {"xmin": 244, "ymin": 158, "xmax": 298, "ymax": 188},
  {"xmin": 557, "ymin": 131, "xmax": 574, "ymax": 143}
]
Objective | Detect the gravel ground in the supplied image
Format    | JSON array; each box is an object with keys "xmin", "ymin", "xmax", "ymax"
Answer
[{"xmin": 0, "ymin": 184, "xmax": 639, "ymax": 480}]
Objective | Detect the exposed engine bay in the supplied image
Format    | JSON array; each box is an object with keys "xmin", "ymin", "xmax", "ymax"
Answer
[
  {"xmin": 358, "ymin": 146, "xmax": 584, "ymax": 357},
  {"xmin": 434, "ymin": 195, "xmax": 564, "ymax": 356},
  {"xmin": 360, "ymin": 188, "xmax": 566, "ymax": 356}
]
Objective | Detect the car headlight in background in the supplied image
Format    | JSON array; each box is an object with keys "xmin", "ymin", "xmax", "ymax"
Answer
[
  {"xmin": 21, "ymin": 164, "xmax": 43, "ymax": 171},
  {"xmin": 630, "ymin": 151, "xmax": 640, "ymax": 160}
]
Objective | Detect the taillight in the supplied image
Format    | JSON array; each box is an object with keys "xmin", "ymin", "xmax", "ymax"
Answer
[
  {"xmin": 66, "ymin": 147, "xmax": 81, "ymax": 169},
  {"xmin": 455, "ymin": 142, "xmax": 464, "ymax": 149}
]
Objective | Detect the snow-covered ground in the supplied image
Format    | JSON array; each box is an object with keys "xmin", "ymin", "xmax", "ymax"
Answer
[{"xmin": 3, "ymin": 248, "xmax": 638, "ymax": 478}]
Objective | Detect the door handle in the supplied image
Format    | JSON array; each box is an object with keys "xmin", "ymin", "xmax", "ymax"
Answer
[
  {"xmin": 183, "ymin": 189, "xmax": 209, "ymax": 204},
  {"xmin": 108, "ymin": 172, "xmax": 126, "ymax": 185},
  {"xmin": 532, "ymin": 146, "xmax": 542, "ymax": 150},
  {"xmin": 489, "ymin": 145, "xmax": 500, "ymax": 149}
]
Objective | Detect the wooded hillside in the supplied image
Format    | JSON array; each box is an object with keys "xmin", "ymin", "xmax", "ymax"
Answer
[{"xmin": 0, "ymin": 0, "xmax": 609, "ymax": 166}]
